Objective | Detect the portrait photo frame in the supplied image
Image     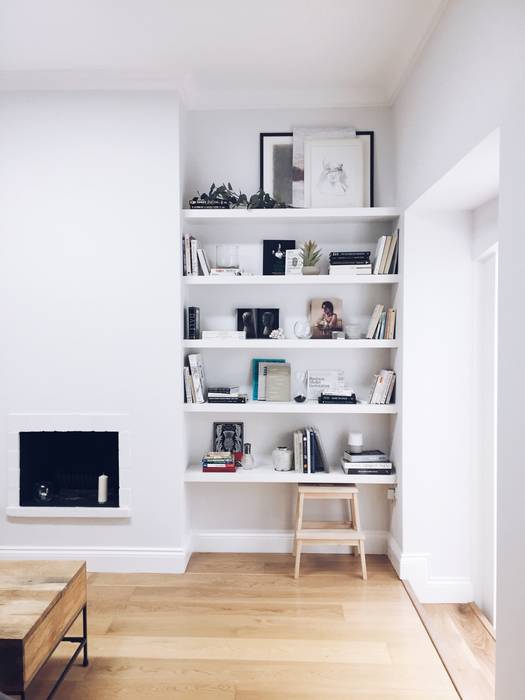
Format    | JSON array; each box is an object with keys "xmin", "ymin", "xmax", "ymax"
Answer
[{"xmin": 259, "ymin": 132, "xmax": 293, "ymax": 206}]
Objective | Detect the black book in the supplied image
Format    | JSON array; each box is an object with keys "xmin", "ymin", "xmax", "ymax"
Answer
[
  {"xmin": 342, "ymin": 467, "xmax": 393, "ymax": 475},
  {"xmin": 185, "ymin": 306, "xmax": 200, "ymax": 340},
  {"xmin": 207, "ymin": 396, "xmax": 247, "ymax": 404},
  {"xmin": 329, "ymin": 252, "xmax": 371, "ymax": 261},
  {"xmin": 318, "ymin": 394, "xmax": 357, "ymax": 404}
]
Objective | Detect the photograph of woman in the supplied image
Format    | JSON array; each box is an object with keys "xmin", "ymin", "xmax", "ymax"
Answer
[{"xmin": 310, "ymin": 298, "xmax": 343, "ymax": 338}]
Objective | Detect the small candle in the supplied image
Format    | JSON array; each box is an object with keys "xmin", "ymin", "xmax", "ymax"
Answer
[
  {"xmin": 98, "ymin": 474, "xmax": 108, "ymax": 504},
  {"xmin": 348, "ymin": 431, "xmax": 363, "ymax": 454}
]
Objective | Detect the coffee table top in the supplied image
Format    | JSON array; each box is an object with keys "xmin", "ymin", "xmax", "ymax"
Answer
[{"xmin": 0, "ymin": 561, "xmax": 85, "ymax": 640}]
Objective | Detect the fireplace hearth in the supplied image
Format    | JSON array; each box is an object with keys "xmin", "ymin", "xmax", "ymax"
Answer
[{"xmin": 19, "ymin": 431, "xmax": 119, "ymax": 508}]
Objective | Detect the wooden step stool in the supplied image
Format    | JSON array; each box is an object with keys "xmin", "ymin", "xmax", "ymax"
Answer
[{"xmin": 293, "ymin": 484, "xmax": 367, "ymax": 580}]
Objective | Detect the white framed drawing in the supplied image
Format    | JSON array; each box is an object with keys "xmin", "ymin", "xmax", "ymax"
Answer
[
  {"xmin": 304, "ymin": 137, "xmax": 365, "ymax": 208},
  {"xmin": 285, "ymin": 249, "xmax": 303, "ymax": 275}
]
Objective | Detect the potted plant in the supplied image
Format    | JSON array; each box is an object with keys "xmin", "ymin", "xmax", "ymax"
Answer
[
  {"xmin": 189, "ymin": 183, "xmax": 287, "ymax": 209},
  {"xmin": 300, "ymin": 240, "xmax": 322, "ymax": 275}
]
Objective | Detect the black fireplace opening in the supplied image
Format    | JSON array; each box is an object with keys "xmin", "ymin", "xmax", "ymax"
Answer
[{"xmin": 19, "ymin": 431, "xmax": 119, "ymax": 508}]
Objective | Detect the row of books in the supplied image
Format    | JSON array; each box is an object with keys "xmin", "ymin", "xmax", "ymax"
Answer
[
  {"xmin": 341, "ymin": 449, "xmax": 394, "ymax": 475},
  {"xmin": 183, "ymin": 235, "xmax": 241, "ymax": 276},
  {"xmin": 293, "ymin": 427, "xmax": 328, "ymax": 474},
  {"xmin": 366, "ymin": 304, "xmax": 396, "ymax": 339},
  {"xmin": 251, "ymin": 358, "xmax": 291, "ymax": 402},
  {"xmin": 202, "ymin": 451, "xmax": 236, "ymax": 473},
  {"xmin": 373, "ymin": 230, "xmax": 399, "ymax": 275},
  {"xmin": 368, "ymin": 370, "xmax": 396, "ymax": 404},
  {"xmin": 328, "ymin": 250, "xmax": 371, "ymax": 276},
  {"xmin": 184, "ymin": 353, "xmax": 207, "ymax": 403}
]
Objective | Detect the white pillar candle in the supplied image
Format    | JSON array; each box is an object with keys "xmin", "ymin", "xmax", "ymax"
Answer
[
  {"xmin": 348, "ymin": 431, "xmax": 363, "ymax": 454},
  {"xmin": 98, "ymin": 474, "xmax": 108, "ymax": 504}
]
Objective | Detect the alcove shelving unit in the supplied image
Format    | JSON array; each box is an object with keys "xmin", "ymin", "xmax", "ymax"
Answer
[{"xmin": 181, "ymin": 206, "xmax": 402, "ymax": 493}]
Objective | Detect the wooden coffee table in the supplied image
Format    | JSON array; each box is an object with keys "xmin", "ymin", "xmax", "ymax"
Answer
[{"xmin": 0, "ymin": 561, "xmax": 88, "ymax": 699}]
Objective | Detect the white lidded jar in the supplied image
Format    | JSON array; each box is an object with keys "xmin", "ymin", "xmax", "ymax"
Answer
[{"xmin": 272, "ymin": 446, "xmax": 293, "ymax": 471}]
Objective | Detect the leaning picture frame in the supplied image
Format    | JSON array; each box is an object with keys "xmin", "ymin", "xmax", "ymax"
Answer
[
  {"xmin": 304, "ymin": 137, "xmax": 365, "ymax": 208},
  {"xmin": 259, "ymin": 132, "xmax": 293, "ymax": 206}
]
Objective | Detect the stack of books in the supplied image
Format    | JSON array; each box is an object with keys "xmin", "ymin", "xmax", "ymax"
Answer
[
  {"xmin": 201, "ymin": 330, "xmax": 246, "ymax": 340},
  {"xmin": 328, "ymin": 251, "xmax": 372, "ymax": 275},
  {"xmin": 341, "ymin": 449, "xmax": 393, "ymax": 475},
  {"xmin": 185, "ymin": 306, "xmax": 201, "ymax": 340},
  {"xmin": 184, "ymin": 353, "xmax": 207, "ymax": 404},
  {"xmin": 373, "ymin": 230, "xmax": 399, "ymax": 275},
  {"xmin": 201, "ymin": 451, "xmax": 236, "ymax": 473},
  {"xmin": 183, "ymin": 234, "xmax": 212, "ymax": 276},
  {"xmin": 368, "ymin": 370, "xmax": 396, "ymax": 404},
  {"xmin": 318, "ymin": 389, "xmax": 357, "ymax": 404},
  {"xmin": 210, "ymin": 268, "xmax": 241, "ymax": 276},
  {"xmin": 252, "ymin": 358, "xmax": 291, "ymax": 402},
  {"xmin": 207, "ymin": 387, "xmax": 247, "ymax": 404},
  {"xmin": 293, "ymin": 427, "xmax": 328, "ymax": 474},
  {"xmin": 366, "ymin": 304, "xmax": 396, "ymax": 339}
]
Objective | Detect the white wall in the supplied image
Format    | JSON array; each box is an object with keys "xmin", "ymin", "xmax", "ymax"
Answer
[
  {"xmin": 0, "ymin": 92, "xmax": 186, "ymax": 571},
  {"xmin": 184, "ymin": 107, "xmax": 395, "ymax": 207},
  {"xmin": 393, "ymin": 0, "xmax": 525, "ymax": 694},
  {"xmin": 472, "ymin": 197, "xmax": 498, "ymax": 259}
]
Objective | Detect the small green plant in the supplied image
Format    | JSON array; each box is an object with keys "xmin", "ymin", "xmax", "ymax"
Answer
[{"xmin": 300, "ymin": 240, "xmax": 322, "ymax": 267}]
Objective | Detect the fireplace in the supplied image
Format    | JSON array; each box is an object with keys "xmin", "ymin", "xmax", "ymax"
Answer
[{"xmin": 19, "ymin": 431, "xmax": 119, "ymax": 508}]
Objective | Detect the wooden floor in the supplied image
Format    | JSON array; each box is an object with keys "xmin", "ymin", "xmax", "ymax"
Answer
[{"xmin": 25, "ymin": 554, "xmax": 459, "ymax": 700}]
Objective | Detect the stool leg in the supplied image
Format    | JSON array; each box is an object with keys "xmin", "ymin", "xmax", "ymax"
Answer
[
  {"xmin": 294, "ymin": 542, "xmax": 302, "ymax": 579},
  {"xmin": 292, "ymin": 490, "xmax": 300, "ymax": 556},
  {"xmin": 346, "ymin": 497, "xmax": 358, "ymax": 557},
  {"xmin": 352, "ymin": 493, "xmax": 367, "ymax": 581}
]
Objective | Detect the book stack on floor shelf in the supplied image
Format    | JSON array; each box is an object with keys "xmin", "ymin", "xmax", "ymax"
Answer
[
  {"xmin": 207, "ymin": 387, "xmax": 247, "ymax": 404},
  {"xmin": 373, "ymin": 230, "xmax": 399, "ymax": 275},
  {"xmin": 293, "ymin": 427, "xmax": 328, "ymax": 474},
  {"xmin": 202, "ymin": 452, "xmax": 236, "ymax": 473},
  {"xmin": 341, "ymin": 449, "xmax": 393, "ymax": 476},
  {"xmin": 366, "ymin": 304, "xmax": 396, "ymax": 339},
  {"xmin": 368, "ymin": 370, "xmax": 396, "ymax": 405}
]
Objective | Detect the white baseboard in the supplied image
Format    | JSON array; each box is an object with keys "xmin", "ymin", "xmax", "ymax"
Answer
[
  {"xmin": 0, "ymin": 545, "xmax": 191, "ymax": 574},
  {"xmin": 387, "ymin": 535, "xmax": 473, "ymax": 603},
  {"xmin": 191, "ymin": 529, "xmax": 389, "ymax": 555}
]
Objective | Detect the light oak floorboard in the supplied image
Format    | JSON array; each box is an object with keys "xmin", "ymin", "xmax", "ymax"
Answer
[{"xmin": 24, "ymin": 554, "xmax": 458, "ymax": 700}]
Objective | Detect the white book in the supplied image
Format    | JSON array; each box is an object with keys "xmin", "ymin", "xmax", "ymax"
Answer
[
  {"xmin": 201, "ymin": 330, "xmax": 246, "ymax": 339},
  {"xmin": 385, "ymin": 373, "xmax": 396, "ymax": 404},
  {"xmin": 188, "ymin": 353, "xmax": 206, "ymax": 403},
  {"xmin": 184, "ymin": 234, "xmax": 192, "ymax": 276},
  {"xmin": 366, "ymin": 304, "xmax": 384, "ymax": 339},
  {"xmin": 384, "ymin": 230, "xmax": 398, "ymax": 275},
  {"xmin": 329, "ymin": 265, "xmax": 372, "ymax": 275},
  {"xmin": 373, "ymin": 236, "xmax": 387, "ymax": 274},
  {"xmin": 294, "ymin": 430, "xmax": 303, "ymax": 471},
  {"xmin": 266, "ymin": 363, "xmax": 291, "ymax": 402},
  {"xmin": 197, "ymin": 249, "xmax": 210, "ymax": 276},
  {"xmin": 306, "ymin": 427, "xmax": 312, "ymax": 474},
  {"xmin": 367, "ymin": 375, "xmax": 379, "ymax": 403},
  {"xmin": 379, "ymin": 236, "xmax": 392, "ymax": 274},
  {"xmin": 370, "ymin": 374, "xmax": 386, "ymax": 404},
  {"xmin": 190, "ymin": 238, "xmax": 199, "ymax": 277},
  {"xmin": 183, "ymin": 367, "xmax": 194, "ymax": 403},
  {"xmin": 306, "ymin": 369, "xmax": 345, "ymax": 400}
]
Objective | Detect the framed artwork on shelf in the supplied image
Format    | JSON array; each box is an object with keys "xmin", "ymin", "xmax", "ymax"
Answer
[
  {"xmin": 263, "ymin": 239, "xmax": 296, "ymax": 275},
  {"xmin": 304, "ymin": 137, "xmax": 364, "ymax": 208},
  {"xmin": 237, "ymin": 308, "xmax": 257, "ymax": 338},
  {"xmin": 285, "ymin": 249, "xmax": 303, "ymax": 275},
  {"xmin": 309, "ymin": 298, "xmax": 343, "ymax": 339},
  {"xmin": 213, "ymin": 422, "xmax": 244, "ymax": 461},
  {"xmin": 259, "ymin": 132, "xmax": 293, "ymax": 206},
  {"xmin": 256, "ymin": 308, "xmax": 280, "ymax": 338}
]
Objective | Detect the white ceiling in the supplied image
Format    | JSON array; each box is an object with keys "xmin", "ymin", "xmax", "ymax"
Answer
[{"xmin": 0, "ymin": 0, "xmax": 447, "ymax": 109}]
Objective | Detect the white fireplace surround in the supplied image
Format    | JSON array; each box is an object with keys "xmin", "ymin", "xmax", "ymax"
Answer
[{"xmin": 7, "ymin": 413, "xmax": 131, "ymax": 518}]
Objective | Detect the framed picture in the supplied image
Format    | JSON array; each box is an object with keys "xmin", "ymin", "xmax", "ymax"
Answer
[
  {"xmin": 256, "ymin": 308, "xmax": 280, "ymax": 338},
  {"xmin": 260, "ymin": 132, "xmax": 293, "ymax": 206},
  {"xmin": 309, "ymin": 298, "xmax": 343, "ymax": 339},
  {"xmin": 237, "ymin": 308, "xmax": 257, "ymax": 339},
  {"xmin": 213, "ymin": 422, "xmax": 244, "ymax": 461},
  {"xmin": 285, "ymin": 249, "xmax": 303, "ymax": 275},
  {"xmin": 305, "ymin": 137, "xmax": 364, "ymax": 208},
  {"xmin": 292, "ymin": 128, "xmax": 374, "ymax": 207},
  {"xmin": 263, "ymin": 239, "xmax": 296, "ymax": 275}
]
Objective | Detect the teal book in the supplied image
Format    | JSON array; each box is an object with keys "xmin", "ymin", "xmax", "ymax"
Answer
[{"xmin": 251, "ymin": 358, "xmax": 285, "ymax": 400}]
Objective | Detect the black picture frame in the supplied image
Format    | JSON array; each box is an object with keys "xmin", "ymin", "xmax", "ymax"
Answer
[
  {"xmin": 237, "ymin": 308, "xmax": 257, "ymax": 338},
  {"xmin": 262, "ymin": 239, "xmax": 296, "ymax": 275},
  {"xmin": 213, "ymin": 422, "xmax": 244, "ymax": 459},
  {"xmin": 261, "ymin": 130, "xmax": 375, "ymax": 207},
  {"xmin": 256, "ymin": 308, "xmax": 280, "ymax": 339}
]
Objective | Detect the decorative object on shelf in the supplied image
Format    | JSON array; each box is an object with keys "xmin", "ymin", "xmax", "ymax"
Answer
[
  {"xmin": 306, "ymin": 369, "xmax": 345, "ymax": 400},
  {"xmin": 185, "ymin": 306, "xmax": 201, "ymax": 340},
  {"xmin": 348, "ymin": 432, "xmax": 364, "ymax": 454},
  {"xmin": 33, "ymin": 480, "xmax": 54, "ymax": 504},
  {"xmin": 216, "ymin": 244, "xmax": 240, "ymax": 269},
  {"xmin": 285, "ymin": 249, "xmax": 303, "ymax": 275},
  {"xmin": 293, "ymin": 320, "xmax": 313, "ymax": 340},
  {"xmin": 237, "ymin": 308, "xmax": 257, "ymax": 339},
  {"xmin": 309, "ymin": 298, "xmax": 343, "ymax": 338},
  {"xmin": 300, "ymin": 240, "xmax": 322, "ymax": 275},
  {"xmin": 189, "ymin": 183, "xmax": 288, "ymax": 209},
  {"xmin": 97, "ymin": 474, "xmax": 108, "ymax": 504},
  {"xmin": 345, "ymin": 322, "xmax": 361, "ymax": 339},
  {"xmin": 272, "ymin": 446, "xmax": 293, "ymax": 471},
  {"xmin": 260, "ymin": 132, "xmax": 293, "ymax": 206},
  {"xmin": 331, "ymin": 331, "xmax": 345, "ymax": 339},
  {"xmin": 213, "ymin": 422, "xmax": 244, "ymax": 462},
  {"xmin": 240, "ymin": 442, "xmax": 255, "ymax": 470},
  {"xmin": 263, "ymin": 239, "xmax": 296, "ymax": 275},
  {"xmin": 256, "ymin": 308, "xmax": 280, "ymax": 339},
  {"xmin": 269, "ymin": 328, "xmax": 285, "ymax": 339},
  {"xmin": 293, "ymin": 370, "xmax": 307, "ymax": 403}
]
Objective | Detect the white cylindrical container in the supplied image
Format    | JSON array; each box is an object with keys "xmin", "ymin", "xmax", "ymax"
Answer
[
  {"xmin": 98, "ymin": 474, "xmax": 108, "ymax": 504},
  {"xmin": 348, "ymin": 431, "xmax": 363, "ymax": 454},
  {"xmin": 272, "ymin": 446, "xmax": 293, "ymax": 471}
]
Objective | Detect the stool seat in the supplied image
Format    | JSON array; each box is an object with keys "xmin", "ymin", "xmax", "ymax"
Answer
[{"xmin": 293, "ymin": 484, "xmax": 367, "ymax": 580}]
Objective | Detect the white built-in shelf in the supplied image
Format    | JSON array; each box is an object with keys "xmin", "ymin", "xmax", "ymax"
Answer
[
  {"xmin": 183, "ymin": 339, "xmax": 398, "ymax": 350},
  {"xmin": 183, "ymin": 207, "xmax": 401, "ymax": 224},
  {"xmin": 184, "ymin": 274, "xmax": 399, "ymax": 286},
  {"xmin": 6, "ymin": 506, "xmax": 131, "ymax": 519},
  {"xmin": 184, "ymin": 401, "xmax": 397, "ymax": 414},
  {"xmin": 185, "ymin": 463, "xmax": 397, "ymax": 485}
]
